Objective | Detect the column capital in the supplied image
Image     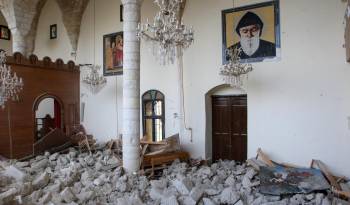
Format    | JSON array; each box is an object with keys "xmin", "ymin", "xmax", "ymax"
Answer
[{"xmin": 121, "ymin": 0, "xmax": 143, "ymax": 6}]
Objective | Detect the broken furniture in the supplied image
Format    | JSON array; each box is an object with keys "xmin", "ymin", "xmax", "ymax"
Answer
[
  {"xmin": 142, "ymin": 151, "xmax": 190, "ymax": 176},
  {"xmin": 70, "ymin": 125, "xmax": 96, "ymax": 154},
  {"xmin": 33, "ymin": 128, "xmax": 72, "ymax": 155},
  {"xmin": 0, "ymin": 53, "xmax": 80, "ymax": 159},
  {"xmin": 140, "ymin": 134, "xmax": 189, "ymax": 176}
]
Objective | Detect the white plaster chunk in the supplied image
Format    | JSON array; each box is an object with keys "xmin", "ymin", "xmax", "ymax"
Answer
[
  {"xmin": 173, "ymin": 178, "xmax": 193, "ymax": 195},
  {"xmin": 0, "ymin": 188, "xmax": 18, "ymax": 204},
  {"xmin": 161, "ymin": 195, "xmax": 179, "ymax": 205},
  {"xmin": 31, "ymin": 158, "xmax": 49, "ymax": 170},
  {"xmin": 60, "ymin": 187, "xmax": 77, "ymax": 203},
  {"xmin": 32, "ymin": 172, "xmax": 50, "ymax": 190},
  {"xmin": 220, "ymin": 187, "xmax": 240, "ymax": 204},
  {"xmin": 2, "ymin": 165, "xmax": 28, "ymax": 182}
]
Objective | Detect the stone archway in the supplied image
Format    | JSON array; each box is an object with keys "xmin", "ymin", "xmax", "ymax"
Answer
[{"xmin": 204, "ymin": 84, "xmax": 247, "ymax": 161}]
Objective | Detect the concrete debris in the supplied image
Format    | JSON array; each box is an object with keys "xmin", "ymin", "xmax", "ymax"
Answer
[
  {"xmin": 0, "ymin": 188, "xmax": 17, "ymax": 204},
  {"xmin": 0, "ymin": 145, "xmax": 340, "ymax": 205},
  {"xmin": 220, "ymin": 186, "xmax": 240, "ymax": 204},
  {"xmin": 60, "ymin": 187, "xmax": 77, "ymax": 203},
  {"xmin": 32, "ymin": 171, "xmax": 50, "ymax": 190},
  {"xmin": 2, "ymin": 165, "xmax": 28, "ymax": 182}
]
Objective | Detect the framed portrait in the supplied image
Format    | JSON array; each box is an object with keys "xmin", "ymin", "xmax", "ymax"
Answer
[
  {"xmin": 0, "ymin": 25, "xmax": 11, "ymax": 40},
  {"xmin": 103, "ymin": 32, "xmax": 123, "ymax": 76},
  {"xmin": 222, "ymin": 0, "xmax": 280, "ymax": 63},
  {"xmin": 50, "ymin": 24, "xmax": 57, "ymax": 39},
  {"xmin": 120, "ymin": 5, "xmax": 123, "ymax": 22}
]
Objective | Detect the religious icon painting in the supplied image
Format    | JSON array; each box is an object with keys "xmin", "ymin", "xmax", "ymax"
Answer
[
  {"xmin": 50, "ymin": 24, "xmax": 57, "ymax": 39},
  {"xmin": 222, "ymin": 0, "xmax": 280, "ymax": 63},
  {"xmin": 103, "ymin": 32, "xmax": 123, "ymax": 76},
  {"xmin": 0, "ymin": 25, "xmax": 11, "ymax": 40}
]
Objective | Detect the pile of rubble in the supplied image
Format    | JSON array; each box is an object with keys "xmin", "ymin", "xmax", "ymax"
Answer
[{"xmin": 0, "ymin": 145, "xmax": 349, "ymax": 205}]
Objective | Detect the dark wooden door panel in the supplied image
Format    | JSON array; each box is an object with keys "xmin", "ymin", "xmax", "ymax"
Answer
[{"xmin": 212, "ymin": 95, "xmax": 247, "ymax": 162}]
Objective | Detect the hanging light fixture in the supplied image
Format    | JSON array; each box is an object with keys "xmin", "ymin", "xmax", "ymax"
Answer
[
  {"xmin": 0, "ymin": 51, "xmax": 24, "ymax": 108},
  {"xmin": 82, "ymin": 64, "xmax": 106, "ymax": 94},
  {"xmin": 220, "ymin": 47, "xmax": 253, "ymax": 88},
  {"xmin": 81, "ymin": 0, "xmax": 106, "ymax": 94},
  {"xmin": 137, "ymin": 0, "xmax": 194, "ymax": 65}
]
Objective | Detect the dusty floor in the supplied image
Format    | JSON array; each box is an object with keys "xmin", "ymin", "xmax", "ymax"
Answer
[{"xmin": 0, "ymin": 145, "xmax": 348, "ymax": 205}]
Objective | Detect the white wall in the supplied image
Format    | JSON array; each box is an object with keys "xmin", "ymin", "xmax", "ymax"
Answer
[
  {"xmin": 34, "ymin": 0, "xmax": 350, "ymax": 176},
  {"xmin": 36, "ymin": 98, "xmax": 54, "ymax": 118},
  {"xmin": 0, "ymin": 12, "xmax": 12, "ymax": 53}
]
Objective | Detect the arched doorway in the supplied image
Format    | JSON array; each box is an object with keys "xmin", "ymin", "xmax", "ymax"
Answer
[
  {"xmin": 33, "ymin": 94, "xmax": 64, "ymax": 141},
  {"xmin": 205, "ymin": 85, "xmax": 247, "ymax": 162}
]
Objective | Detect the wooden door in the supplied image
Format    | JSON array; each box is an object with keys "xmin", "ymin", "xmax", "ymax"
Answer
[{"xmin": 212, "ymin": 95, "xmax": 247, "ymax": 162}]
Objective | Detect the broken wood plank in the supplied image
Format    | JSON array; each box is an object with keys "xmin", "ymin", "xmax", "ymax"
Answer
[
  {"xmin": 333, "ymin": 189, "xmax": 350, "ymax": 199},
  {"xmin": 256, "ymin": 148, "xmax": 275, "ymax": 167},
  {"xmin": 311, "ymin": 159, "xmax": 341, "ymax": 190}
]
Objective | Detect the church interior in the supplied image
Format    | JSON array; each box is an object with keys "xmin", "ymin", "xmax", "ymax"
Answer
[{"xmin": 0, "ymin": 0, "xmax": 350, "ymax": 204}]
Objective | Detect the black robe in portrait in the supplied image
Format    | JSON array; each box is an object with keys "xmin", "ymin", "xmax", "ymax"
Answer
[{"xmin": 227, "ymin": 39, "xmax": 276, "ymax": 60}]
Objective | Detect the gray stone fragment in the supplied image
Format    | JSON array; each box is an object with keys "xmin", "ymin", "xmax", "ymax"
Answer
[
  {"xmin": 38, "ymin": 192, "xmax": 52, "ymax": 204},
  {"xmin": 290, "ymin": 194, "xmax": 304, "ymax": 204},
  {"xmin": 17, "ymin": 182, "xmax": 32, "ymax": 196},
  {"xmin": 0, "ymin": 188, "xmax": 17, "ymax": 204},
  {"xmin": 27, "ymin": 189, "xmax": 43, "ymax": 203},
  {"xmin": 204, "ymin": 188, "xmax": 221, "ymax": 196},
  {"xmin": 305, "ymin": 193, "xmax": 315, "ymax": 201},
  {"xmin": 31, "ymin": 158, "xmax": 49, "ymax": 170},
  {"xmin": 190, "ymin": 186, "xmax": 204, "ymax": 203},
  {"xmin": 60, "ymin": 187, "xmax": 77, "ymax": 203},
  {"xmin": 76, "ymin": 190, "xmax": 95, "ymax": 203},
  {"xmin": 235, "ymin": 200, "xmax": 244, "ymax": 205},
  {"xmin": 49, "ymin": 153, "xmax": 59, "ymax": 161},
  {"xmin": 225, "ymin": 175, "xmax": 236, "ymax": 186},
  {"xmin": 315, "ymin": 193, "xmax": 324, "ymax": 205},
  {"xmin": 173, "ymin": 178, "xmax": 193, "ymax": 195},
  {"xmin": 2, "ymin": 165, "xmax": 27, "ymax": 181},
  {"xmin": 161, "ymin": 195, "xmax": 179, "ymax": 205},
  {"xmin": 32, "ymin": 172, "xmax": 50, "ymax": 190},
  {"xmin": 220, "ymin": 187, "xmax": 240, "ymax": 204},
  {"xmin": 321, "ymin": 197, "xmax": 331, "ymax": 205},
  {"xmin": 46, "ymin": 181, "xmax": 62, "ymax": 193},
  {"xmin": 261, "ymin": 199, "xmax": 289, "ymax": 205},
  {"xmin": 203, "ymin": 198, "xmax": 216, "ymax": 205},
  {"xmin": 15, "ymin": 161, "xmax": 29, "ymax": 168}
]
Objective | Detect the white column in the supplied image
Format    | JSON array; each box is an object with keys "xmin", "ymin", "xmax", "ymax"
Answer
[
  {"xmin": 121, "ymin": 0, "xmax": 142, "ymax": 172},
  {"xmin": 11, "ymin": 28, "xmax": 27, "ymax": 56}
]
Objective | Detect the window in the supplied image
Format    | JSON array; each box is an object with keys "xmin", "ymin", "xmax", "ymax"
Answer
[{"xmin": 142, "ymin": 90, "xmax": 165, "ymax": 142}]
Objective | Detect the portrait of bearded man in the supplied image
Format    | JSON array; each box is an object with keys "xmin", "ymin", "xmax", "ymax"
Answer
[{"xmin": 228, "ymin": 11, "xmax": 276, "ymax": 60}]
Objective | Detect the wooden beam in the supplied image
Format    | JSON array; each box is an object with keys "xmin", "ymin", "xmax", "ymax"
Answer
[
  {"xmin": 256, "ymin": 148, "xmax": 275, "ymax": 167},
  {"xmin": 311, "ymin": 159, "xmax": 341, "ymax": 190}
]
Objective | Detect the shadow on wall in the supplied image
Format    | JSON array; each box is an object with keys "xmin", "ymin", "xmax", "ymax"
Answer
[{"xmin": 204, "ymin": 84, "xmax": 247, "ymax": 162}]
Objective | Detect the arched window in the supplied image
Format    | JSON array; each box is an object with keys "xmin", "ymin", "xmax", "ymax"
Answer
[{"xmin": 142, "ymin": 90, "xmax": 165, "ymax": 142}]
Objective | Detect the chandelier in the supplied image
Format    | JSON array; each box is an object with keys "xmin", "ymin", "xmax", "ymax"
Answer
[
  {"xmin": 137, "ymin": 0, "xmax": 194, "ymax": 65},
  {"xmin": 81, "ymin": 64, "xmax": 107, "ymax": 95},
  {"xmin": 220, "ymin": 48, "xmax": 253, "ymax": 88},
  {"xmin": 0, "ymin": 51, "xmax": 24, "ymax": 108}
]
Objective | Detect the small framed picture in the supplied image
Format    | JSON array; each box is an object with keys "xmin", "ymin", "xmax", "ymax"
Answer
[
  {"xmin": 0, "ymin": 25, "xmax": 11, "ymax": 40},
  {"xmin": 120, "ymin": 5, "xmax": 123, "ymax": 22},
  {"xmin": 103, "ymin": 32, "xmax": 123, "ymax": 76},
  {"xmin": 50, "ymin": 24, "xmax": 57, "ymax": 39}
]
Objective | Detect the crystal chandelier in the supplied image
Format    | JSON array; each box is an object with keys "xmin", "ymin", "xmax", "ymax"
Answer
[
  {"xmin": 81, "ymin": 64, "xmax": 106, "ymax": 95},
  {"xmin": 220, "ymin": 48, "xmax": 253, "ymax": 88},
  {"xmin": 137, "ymin": 0, "xmax": 194, "ymax": 65},
  {"xmin": 0, "ymin": 51, "xmax": 24, "ymax": 109}
]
